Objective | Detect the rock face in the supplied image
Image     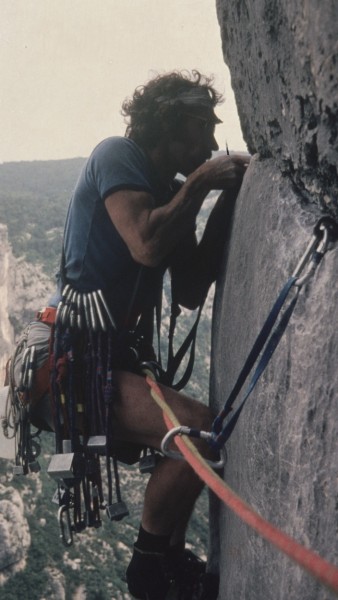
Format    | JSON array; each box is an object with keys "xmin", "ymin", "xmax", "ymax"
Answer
[
  {"xmin": 211, "ymin": 2, "xmax": 338, "ymax": 599},
  {"xmin": 216, "ymin": 0, "xmax": 338, "ymax": 218},
  {"xmin": 0, "ymin": 484, "xmax": 31, "ymax": 584}
]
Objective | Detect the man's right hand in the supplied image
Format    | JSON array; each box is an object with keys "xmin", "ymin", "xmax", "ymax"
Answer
[{"xmin": 198, "ymin": 153, "xmax": 250, "ymax": 191}]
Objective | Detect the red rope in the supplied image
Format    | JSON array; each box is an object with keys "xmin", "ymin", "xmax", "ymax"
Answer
[{"xmin": 147, "ymin": 377, "xmax": 338, "ymax": 597}]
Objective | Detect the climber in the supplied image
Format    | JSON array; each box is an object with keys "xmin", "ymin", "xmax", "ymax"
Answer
[{"xmin": 18, "ymin": 70, "xmax": 249, "ymax": 599}]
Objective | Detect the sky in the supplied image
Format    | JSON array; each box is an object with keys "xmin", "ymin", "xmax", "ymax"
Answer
[{"xmin": 1, "ymin": 0, "xmax": 246, "ymax": 163}]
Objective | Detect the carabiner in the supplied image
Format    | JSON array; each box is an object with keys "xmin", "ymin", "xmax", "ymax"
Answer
[
  {"xmin": 55, "ymin": 284, "xmax": 71, "ymax": 326},
  {"xmin": 18, "ymin": 347, "xmax": 31, "ymax": 391},
  {"xmin": 26, "ymin": 345, "xmax": 36, "ymax": 390},
  {"xmin": 161, "ymin": 426, "xmax": 224, "ymax": 470},
  {"xmin": 293, "ymin": 220, "xmax": 330, "ymax": 287},
  {"xmin": 58, "ymin": 504, "xmax": 73, "ymax": 547}
]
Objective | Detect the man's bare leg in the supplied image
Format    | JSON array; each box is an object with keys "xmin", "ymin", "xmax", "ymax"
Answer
[
  {"xmin": 112, "ymin": 371, "xmax": 216, "ymax": 598},
  {"xmin": 112, "ymin": 370, "xmax": 214, "ymax": 536}
]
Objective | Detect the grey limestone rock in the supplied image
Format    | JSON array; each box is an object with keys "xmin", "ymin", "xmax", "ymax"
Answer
[
  {"xmin": 210, "ymin": 157, "xmax": 338, "ymax": 599},
  {"xmin": 216, "ymin": 0, "xmax": 338, "ymax": 217},
  {"xmin": 211, "ymin": 1, "xmax": 338, "ymax": 598},
  {"xmin": 0, "ymin": 484, "xmax": 31, "ymax": 583}
]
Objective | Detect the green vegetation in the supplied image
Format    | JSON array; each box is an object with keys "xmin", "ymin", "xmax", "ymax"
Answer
[{"xmin": 0, "ymin": 159, "xmax": 85, "ymax": 276}]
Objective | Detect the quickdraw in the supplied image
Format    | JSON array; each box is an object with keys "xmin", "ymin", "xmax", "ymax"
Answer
[{"xmin": 160, "ymin": 216, "xmax": 338, "ymax": 459}]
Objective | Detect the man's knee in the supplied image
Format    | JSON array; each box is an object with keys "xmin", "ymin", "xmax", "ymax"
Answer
[
  {"xmin": 166, "ymin": 395, "xmax": 215, "ymax": 459},
  {"xmin": 173, "ymin": 393, "xmax": 214, "ymax": 432}
]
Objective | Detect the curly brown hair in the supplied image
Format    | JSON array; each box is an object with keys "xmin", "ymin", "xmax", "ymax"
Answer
[{"xmin": 121, "ymin": 70, "xmax": 223, "ymax": 150}]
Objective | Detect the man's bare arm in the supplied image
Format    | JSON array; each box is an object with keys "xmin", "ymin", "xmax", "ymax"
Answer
[{"xmin": 104, "ymin": 154, "xmax": 249, "ymax": 268}]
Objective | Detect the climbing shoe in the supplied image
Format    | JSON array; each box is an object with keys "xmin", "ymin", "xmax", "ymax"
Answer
[
  {"xmin": 167, "ymin": 548, "xmax": 206, "ymax": 577},
  {"xmin": 168, "ymin": 550, "xmax": 219, "ymax": 600},
  {"xmin": 126, "ymin": 546, "xmax": 219, "ymax": 600},
  {"xmin": 126, "ymin": 545, "xmax": 173, "ymax": 600}
]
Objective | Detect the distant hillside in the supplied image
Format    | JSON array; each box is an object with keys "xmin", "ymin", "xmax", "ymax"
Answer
[{"xmin": 0, "ymin": 158, "xmax": 86, "ymax": 276}]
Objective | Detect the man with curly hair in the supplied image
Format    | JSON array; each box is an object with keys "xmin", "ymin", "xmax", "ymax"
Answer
[{"xmin": 59, "ymin": 70, "xmax": 249, "ymax": 599}]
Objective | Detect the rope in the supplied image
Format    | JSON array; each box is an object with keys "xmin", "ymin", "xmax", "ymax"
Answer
[
  {"xmin": 212, "ymin": 277, "xmax": 299, "ymax": 449},
  {"xmin": 146, "ymin": 376, "xmax": 338, "ymax": 597}
]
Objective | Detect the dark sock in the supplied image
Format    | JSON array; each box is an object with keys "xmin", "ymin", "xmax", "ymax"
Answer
[
  {"xmin": 126, "ymin": 526, "xmax": 172, "ymax": 599},
  {"xmin": 135, "ymin": 525, "xmax": 171, "ymax": 554}
]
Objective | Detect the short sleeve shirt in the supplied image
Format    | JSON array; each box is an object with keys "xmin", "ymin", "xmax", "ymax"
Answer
[{"xmin": 62, "ymin": 136, "xmax": 177, "ymax": 329}]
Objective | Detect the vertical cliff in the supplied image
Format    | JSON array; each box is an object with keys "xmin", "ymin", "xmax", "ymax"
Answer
[{"xmin": 211, "ymin": 2, "xmax": 338, "ymax": 599}]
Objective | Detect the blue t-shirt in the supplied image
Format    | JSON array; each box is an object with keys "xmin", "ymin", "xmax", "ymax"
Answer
[{"xmin": 59, "ymin": 136, "xmax": 178, "ymax": 329}]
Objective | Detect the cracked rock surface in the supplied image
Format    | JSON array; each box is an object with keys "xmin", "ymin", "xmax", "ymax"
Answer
[{"xmin": 211, "ymin": 2, "xmax": 338, "ymax": 598}]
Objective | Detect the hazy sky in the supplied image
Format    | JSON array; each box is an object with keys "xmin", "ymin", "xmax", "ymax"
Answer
[{"xmin": 1, "ymin": 0, "xmax": 246, "ymax": 163}]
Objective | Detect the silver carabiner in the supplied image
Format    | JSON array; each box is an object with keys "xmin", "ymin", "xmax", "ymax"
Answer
[
  {"xmin": 56, "ymin": 284, "xmax": 71, "ymax": 326},
  {"xmin": 61, "ymin": 286, "xmax": 74, "ymax": 327},
  {"xmin": 92, "ymin": 291, "xmax": 107, "ymax": 332},
  {"xmin": 26, "ymin": 345, "xmax": 36, "ymax": 390},
  {"xmin": 293, "ymin": 222, "xmax": 330, "ymax": 287},
  {"xmin": 161, "ymin": 426, "xmax": 224, "ymax": 470},
  {"xmin": 18, "ymin": 347, "xmax": 31, "ymax": 390},
  {"xmin": 97, "ymin": 289, "xmax": 117, "ymax": 330},
  {"xmin": 82, "ymin": 294, "xmax": 92, "ymax": 330},
  {"xmin": 58, "ymin": 504, "xmax": 73, "ymax": 547},
  {"xmin": 87, "ymin": 292, "xmax": 99, "ymax": 332},
  {"xmin": 69, "ymin": 291, "xmax": 77, "ymax": 329}
]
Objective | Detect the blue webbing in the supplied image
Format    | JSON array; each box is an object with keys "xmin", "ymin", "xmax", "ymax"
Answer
[{"xmin": 211, "ymin": 276, "xmax": 298, "ymax": 450}]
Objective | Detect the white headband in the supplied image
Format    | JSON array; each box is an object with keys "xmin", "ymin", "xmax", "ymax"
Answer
[{"xmin": 155, "ymin": 87, "xmax": 215, "ymax": 108}]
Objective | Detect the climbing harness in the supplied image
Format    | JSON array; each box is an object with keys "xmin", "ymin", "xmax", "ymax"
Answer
[{"xmin": 160, "ymin": 215, "xmax": 338, "ymax": 458}]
